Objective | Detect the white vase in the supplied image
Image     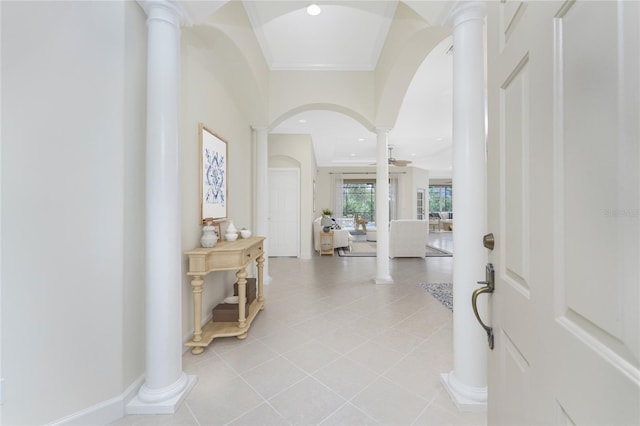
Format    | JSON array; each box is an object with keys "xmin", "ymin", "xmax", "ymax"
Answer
[
  {"xmin": 201, "ymin": 223, "xmax": 218, "ymax": 248},
  {"xmin": 321, "ymin": 215, "xmax": 332, "ymax": 227},
  {"xmin": 226, "ymin": 220, "xmax": 238, "ymax": 234}
]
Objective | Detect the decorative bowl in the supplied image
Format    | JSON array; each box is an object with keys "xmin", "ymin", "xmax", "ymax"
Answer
[
  {"xmin": 240, "ymin": 229, "xmax": 252, "ymax": 238},
  {"xmin": 225, "ymin": 232, "xmax": 238, "ymax": 241}
]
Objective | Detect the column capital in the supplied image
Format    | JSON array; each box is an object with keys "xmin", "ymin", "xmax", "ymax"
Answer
[
  {"xmin": 138, "ymin": 0, "xmax": 192, "ymax": 27},
  {"xmin": 447, "ymin": 1, "xmax": 486, "ymax": 28},
  {"xmin": 251, "ymin": 125, "xmax": 270, "ymax": 133},
  {"xmin": 374, "ymin": 127, "xmax": 393, "ymax": 135}
]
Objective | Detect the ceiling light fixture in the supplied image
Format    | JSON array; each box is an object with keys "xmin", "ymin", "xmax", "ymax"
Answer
[
  {"xmin": 306, "ymin": 4, "xmax": 321, "ymax": 16},
  {"xmin": 298, "ymin": 119, "xmax": 307, "ymax": 124}
]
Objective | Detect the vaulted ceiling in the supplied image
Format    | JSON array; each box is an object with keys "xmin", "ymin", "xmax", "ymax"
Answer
[{"xmin": 184, "ymin": 0, "xmax": 455, "ymax": 176}]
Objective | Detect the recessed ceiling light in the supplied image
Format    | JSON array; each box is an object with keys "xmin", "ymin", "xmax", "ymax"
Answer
[
  {"xmin": 298, "ymin": 119, "xmax": 307, "ymax": 124},
  {"xmin": 358, "ymin": 138, "xmax": 365, "ymax": 142},
  {"xmin": 307, "ymin": 4, "xmax": 321, "ymax": 16},
  {"xmin": 411, "ymin": 153, "xmax": 417, "ymax": 157},
  {"xmin": 436, "ymin": 137, "xmax": 444, "ymax": 141},
  {"xmin": 350, "ymin": 153, "xmax": 356, "ymax": 157}
]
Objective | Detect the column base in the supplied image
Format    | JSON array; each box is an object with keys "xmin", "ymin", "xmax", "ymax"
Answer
[
  {"xmin": 126, "ymin": 374, "xmax": 196, "ymax": 415},
  {"xmin": 374, "ymin": 275, "xmax": 393, "ymax": 285},
  {"xmin": 440, "ymin": 372, "xmax": 487, "ymax": 412}
]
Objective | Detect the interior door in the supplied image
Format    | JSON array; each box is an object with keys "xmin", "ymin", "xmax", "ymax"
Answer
[
  {"xmin": 486, "ymin": 1, "xmax": 639, "ymax": 424},
  {"xmin": 268, "ymin": 168, "xmax": 300, "ymax": 257}
]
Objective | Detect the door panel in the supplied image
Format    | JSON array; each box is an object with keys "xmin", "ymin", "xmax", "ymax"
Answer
[
  {"xmin": 499, "ymin": 328, "xmax": 531, "ymax": 422},
  {"xmin": 502, "ymin": 55, "xmax": 530, "ymax": 292},
  {"xmin": 487, "ymin": 1, "xmax": 639, "ymax": 425},
  {"xmin": 553, "ymin": 2, "xmax": 639, "ymax": 423},
  {"xmin": 268, "ymin": 169, "xmax": 299, "ymax": 257}
]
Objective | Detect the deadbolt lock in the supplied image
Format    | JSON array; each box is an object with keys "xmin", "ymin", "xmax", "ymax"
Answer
[{"xmin": 483, "ymin": 233, "xmax": 495, "ymax": 250}]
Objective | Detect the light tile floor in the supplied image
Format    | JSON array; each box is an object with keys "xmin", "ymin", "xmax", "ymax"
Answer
[{"xmin": 114, "ymin": 231, "xmax": 485, "ymax": 425}]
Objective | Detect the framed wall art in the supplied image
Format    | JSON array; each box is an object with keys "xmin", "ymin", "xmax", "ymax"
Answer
[{"xmin": 199, "ymin": 123, "xmax": 228, "ymax": 224}]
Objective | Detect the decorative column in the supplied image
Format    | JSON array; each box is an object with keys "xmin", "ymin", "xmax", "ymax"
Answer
[
  {"xmin": 253, "ymin": 126, "xmax": 271, "ymax": 283},
  {"xmin": 440, "ymin": 1, "xmax": 488, "ymax": 411},
  {"xmin": 127, "ymin": 0, "xmax": 195, "ymax": 414},
  {"xmin": 375, "ymin": 128, "xmax": 393, "ymax": 284}
]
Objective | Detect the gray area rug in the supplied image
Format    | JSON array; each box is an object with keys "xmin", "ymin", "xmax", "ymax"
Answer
[
  {"xmin": 337, "ymin": 241, "xmax": 376, "ymax": 257},
  {"xmin": 337, "ymin": 242, "xmax": 453, "ymax": 258},
  {"xmin": 420, "ymin": 282, "xmax": 453, "ymax": 310},
  {"xmin": 425, "ymin": 245, "xmax": 452, "ymax": 257}
]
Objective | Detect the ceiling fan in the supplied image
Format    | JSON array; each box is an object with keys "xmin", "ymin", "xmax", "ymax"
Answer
[{"xmin": 372, "ymin": 146, "xmax": 412, "ymax": 167}]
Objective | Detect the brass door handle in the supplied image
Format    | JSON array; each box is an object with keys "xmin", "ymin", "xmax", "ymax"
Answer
[{"xmin": 472, "ymin": 263, "xmax": 495, "ymax": 349}]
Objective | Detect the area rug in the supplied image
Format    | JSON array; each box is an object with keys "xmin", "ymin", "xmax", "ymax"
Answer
[
  {"xmin": 425, "ymin": 245, "xmax": 453, "ymax": 257},
  {"xmin": 338, "ymin": 242, "xmax": 453, "ymax": 258},
  {"xmin": 337, "ymin": 241, "xmax": 376, "ymax": 257},
  {"xmin": 420, "ymin": 282, "xmax": 453, "ymax": 310}
]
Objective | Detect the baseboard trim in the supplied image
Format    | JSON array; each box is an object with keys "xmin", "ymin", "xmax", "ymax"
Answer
[{"xmin": 47, "ymin": 376, "xmax": 144, "ymax": 426}]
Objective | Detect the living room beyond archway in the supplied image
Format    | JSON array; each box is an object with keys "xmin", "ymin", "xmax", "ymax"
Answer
[{"xmin": 333, "ymin": 175, "xmax": 401, "ymax": 231}]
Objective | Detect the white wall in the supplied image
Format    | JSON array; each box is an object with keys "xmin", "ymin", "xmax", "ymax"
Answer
[
  {"xmin": 268, "ymin": 134, "xmax": 317, "ymax": 259},
  {"xmin": 1, "ymin": 1, "xmax": 147, "ymax": 424},
  {"xmin": 398, "ymin": 167, "xmax": 430, "ymax": 219},
  {"xmin": 270, "ymin": 71, "xmax": 375, "ymax": 126},
  {"xmin": 180, "ymin": 27, "xmax": 262, "ymax": 338}
]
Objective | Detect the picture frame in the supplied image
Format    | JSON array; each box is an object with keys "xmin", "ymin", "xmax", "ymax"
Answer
[{"xmin": 199, "ymin": 123, "xmax": 228, "ymax": 224}]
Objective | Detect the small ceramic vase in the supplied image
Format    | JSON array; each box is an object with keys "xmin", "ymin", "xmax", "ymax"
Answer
[
  {"xmin": 226, "ymin": 220, "xmax": 238, "ymax": 234},
  {"xmin": 201, "ymin": 222, "xmax": 218, "ymax": 248}
]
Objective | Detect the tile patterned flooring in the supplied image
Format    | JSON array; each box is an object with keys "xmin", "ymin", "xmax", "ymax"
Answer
[{"xmin": 114, "ymin": 232, "xmax": 486, "ymax": 425}]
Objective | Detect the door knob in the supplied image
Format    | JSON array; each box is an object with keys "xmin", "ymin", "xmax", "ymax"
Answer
[{"xmin": 472, "ymin": 263, "xmax": 495, "ymax": 349}]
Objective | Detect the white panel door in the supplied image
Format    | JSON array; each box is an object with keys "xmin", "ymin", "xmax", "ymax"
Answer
[
  {"xmin": 268, "ymin": 168, "xmax": 299, "ymax": 257},
  {"xmin": 486, "ymin": 1, "xmax": 639, "ymax": 424}
]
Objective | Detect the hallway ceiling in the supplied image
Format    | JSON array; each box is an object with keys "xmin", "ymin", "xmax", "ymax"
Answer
[{"xmin": 198, "ymin": 1, "xmax": 455, "ymax": 175}]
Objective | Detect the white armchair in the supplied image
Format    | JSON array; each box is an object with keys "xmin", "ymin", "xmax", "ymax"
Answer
[
  {"xmin": 389, "ymin": 219, "xmax": 429, "ymax": 258},
  {"xmin": 313, "ymin": 217, "xmax": 352, "ymax": 252}
]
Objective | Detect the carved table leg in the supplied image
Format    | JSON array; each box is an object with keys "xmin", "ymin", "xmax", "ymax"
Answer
[
  {"xmin": 257, "ymin": 254, "xmax": 265, "ymax": 307},
  {"xmin": 190, "ymin": 275, "xmax": 204, "ymax": 355},
  {"xmin": 236, "ymin": 268, "xmax": 247, "ymax": 329}
]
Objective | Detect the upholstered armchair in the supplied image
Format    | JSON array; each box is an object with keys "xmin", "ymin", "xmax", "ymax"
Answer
[
  {"xmin": 313, "ymin": 217, "xmax": 352, "ymax": 252},
  {"xmin": 389, "ymin": 219, "xmax": 429, "ymax": 258}
]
